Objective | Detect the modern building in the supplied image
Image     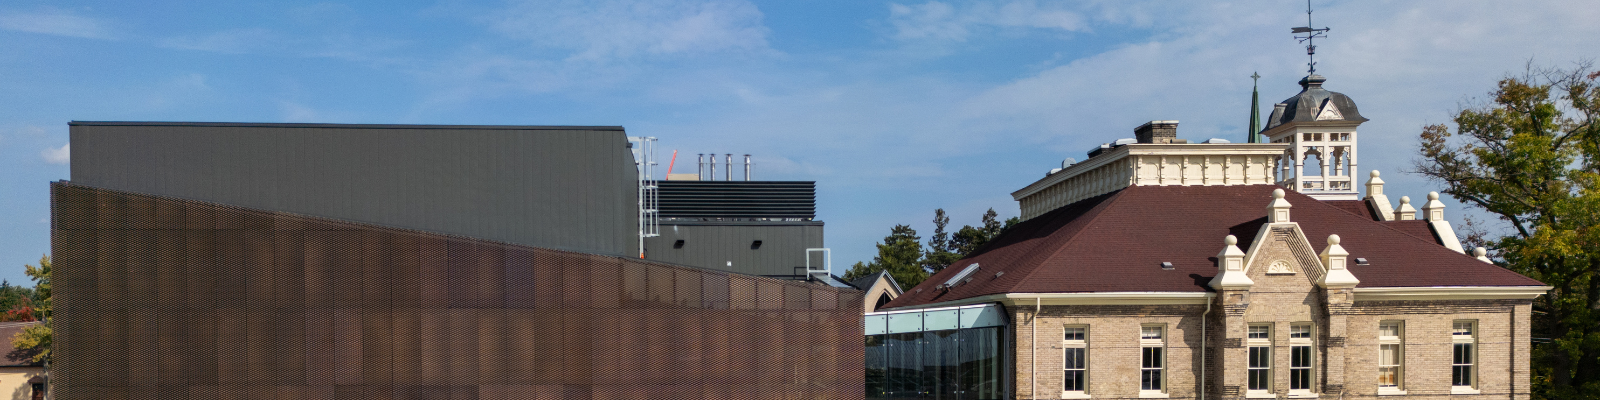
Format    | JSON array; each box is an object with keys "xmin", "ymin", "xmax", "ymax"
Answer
[
  {"xmin": 870, "ymin": 75, "xmax": 1548, "ymax": 399},
  {"xmin": 53, "ymin": 122, "xmax": 862, "ymax": 398}
]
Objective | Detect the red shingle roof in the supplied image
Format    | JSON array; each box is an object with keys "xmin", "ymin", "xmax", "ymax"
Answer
[{"xmin": 885, "ymin": 185, "xmax": 1543, "ymax": 309}]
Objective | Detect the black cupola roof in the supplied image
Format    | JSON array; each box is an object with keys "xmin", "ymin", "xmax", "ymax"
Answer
[{"xmin": 1264, "ymin": 74, "xmax": 1368, "ymax": 130}]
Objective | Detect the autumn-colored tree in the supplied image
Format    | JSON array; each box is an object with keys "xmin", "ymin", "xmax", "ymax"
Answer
[
  {"xmin": 11, "ymin": 255, "xmax": 51, "ymax": 364},
  {"xmin": 1413, "ymin": 64, "xmax": 1600, "ymax": 399}
]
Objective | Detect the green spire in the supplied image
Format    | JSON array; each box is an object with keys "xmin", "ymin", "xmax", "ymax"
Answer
[{"xmin": 1248, "ymin": 72, "xmax": 1262, "ymax": 143}]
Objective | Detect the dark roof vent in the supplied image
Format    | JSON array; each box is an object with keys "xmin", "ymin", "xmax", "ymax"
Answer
[
  {"xmin": 1354, "ymin": 257, "xmax": 1369, "ymax": 265},
  {"xmin": 1160, "ymin": 262, "xmax": 1175, "ymax": 270}
]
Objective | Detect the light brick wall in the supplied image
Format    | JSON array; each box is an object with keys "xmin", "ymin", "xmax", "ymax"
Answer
[
  {"xmin": 1339, "ymin": 300, "xmax": 1532, "ymax": 399},
  {"xmin": 1014, "ymin": 304, "xmax": 1208, "ymax": 400}
]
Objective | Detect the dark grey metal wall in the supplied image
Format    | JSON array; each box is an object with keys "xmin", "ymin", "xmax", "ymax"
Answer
[
  {"xmin": 69, "ymin": 122, "xmax": 638, "ymax": 257},
  {"xmin": 644, "ymin": 222, "xmax": 824, "ymax": 278}
]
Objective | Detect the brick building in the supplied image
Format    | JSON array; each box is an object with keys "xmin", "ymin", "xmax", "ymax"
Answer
[{"xmin": 868, "ymin": 75, "xmax": 1548, "ymax": 400}]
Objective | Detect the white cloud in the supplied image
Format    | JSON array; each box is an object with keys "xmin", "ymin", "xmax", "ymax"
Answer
[
  {"xmin": 41, "ymin": 143, "xmax": 68, "ymax": 165},
  {"xmin": 160, "ymin": 28, "xmax": 276, "ymax": 54},
  {"xmin": 486, "ymin": 0, "xmax": 771, "ymax": 60},
  {"xmin": 280, "ymin": 102, "xmax": 322, "ymax": 122},
  {"xmin": 888, "ymin": 0, "xmax": 1088, "ymax": 42},
  {"xmin": 0, "ymin": 9, "xmax": 112, "ymax": 39}
]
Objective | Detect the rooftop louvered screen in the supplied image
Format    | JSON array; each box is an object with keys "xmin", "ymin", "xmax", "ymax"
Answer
[{"xmin": 657, "ymin": 181, "xmax": 816, "ymax": 220}]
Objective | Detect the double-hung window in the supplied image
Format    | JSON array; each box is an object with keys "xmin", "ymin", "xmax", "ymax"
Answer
[
  {"xmin": 1289, "ymin": 324, "xmax": 1314, "ymax": 396},
  {"xmin": 1452, "ymin": 321, "xmax": 1479, "ymax": 394},
  {"xmin": 1063, "ymin": 326, "xmax": 1089, "ymax": 398},
  {"xmin": 1247, "ymin": 324, "xmax": 1273, "ymax": 396},
  {"xmin": 1378, "ymin": 321, "xmax": 1405, "ymax": 395},
  {"xmin": 1140, "ymin": 325, "xmax": 1166, "ymax": 397}
]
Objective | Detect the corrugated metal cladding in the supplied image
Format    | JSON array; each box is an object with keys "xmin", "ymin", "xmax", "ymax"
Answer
[
  {"xmin": 658, "ymin": 181, "xmax": 816, "ymax": 220},
  {"xmin": 51, "ymin": 182, "xmax": 864, "ymax": 399},
  {"xmin": 644, "ymin": 222, "xmax": 824, "ymax": 278},
  {"xmin": 68, "ymin": 121, "xmax": 638, "ymax": 258}
]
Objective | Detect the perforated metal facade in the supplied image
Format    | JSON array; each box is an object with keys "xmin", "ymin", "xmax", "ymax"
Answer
[{"xmin": 51, "ymin": 182, "xmax": 864, "ymax": 399}]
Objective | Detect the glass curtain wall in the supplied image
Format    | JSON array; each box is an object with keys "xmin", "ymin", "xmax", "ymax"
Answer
[{"xmin": 865, "ymin": 327, "xmax": 1006, "ymax": 400}]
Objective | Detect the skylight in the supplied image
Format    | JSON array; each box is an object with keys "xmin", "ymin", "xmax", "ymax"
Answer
[{"xmin": 944, "ymin": 263, "xmax": 981, "ymax": 287}]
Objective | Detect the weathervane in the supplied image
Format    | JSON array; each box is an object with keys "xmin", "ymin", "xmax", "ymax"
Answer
[{"xmin": 1292, "ymin": 0, "xmax": 1330, "ymax": 75}]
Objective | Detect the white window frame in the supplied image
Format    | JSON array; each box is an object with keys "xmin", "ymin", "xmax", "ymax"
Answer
[
  {"xmin": 1378, "ymin": 321, "xmax": 1406, "ymax": 395},
  {"xmin": 1288, "ymin": 324, "xmax": 1316, "ymax": 398},
  {"xmin": 1140, "ymin": 324, "xmax": 1167, "ymax": 398},
  {"xmin": 1451, "ymin": 321, "xmax": 1480, "ymax": 394},
  {"xmin": 1246, "ymin": 324, "xmax": 1273, "ymax": 398},
  {"xmin": 1063, "ymin": 326, "xmax": 1090, "ymax": 399}
]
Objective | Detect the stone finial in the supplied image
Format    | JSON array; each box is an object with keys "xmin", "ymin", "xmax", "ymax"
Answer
[
  {"xmin": 1474, "ymin": 247, "xmax": 1492, "ymax": 263},
  {"xmin": 1395, "ymin": 195, "xmax": 1417, "ymax": 220},
  {"xmin": 1365, "ymin": 170, "xmax": 1396, "ymax": 221},
  {"xmin": 1365, "ymin": 170, "xmax": 1385, "ymax": 196},
  {"xmin": 1268, "ymin": 188, "xmax": 1292, "ymax": 223},
  {"xmin": 1209, "ymin": 235, "xmax": 1254, "ymax": 289},
  {"xmin": 1421, "ymin": 191, "xmax": 1446, "ymax": 222},
  {"xmin": 1319, "ymin": 234, "xmax": 1360, "ymax": 288}
]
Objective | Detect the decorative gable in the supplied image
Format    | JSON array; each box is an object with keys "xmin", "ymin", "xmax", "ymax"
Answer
[
  {"xmin": 1316, "ymin": 99, "xmax": 1344, "ymax": 121},
  {"xmin": 1243, "ymin": 225, "xmax": 1325, "ymax": 286}
]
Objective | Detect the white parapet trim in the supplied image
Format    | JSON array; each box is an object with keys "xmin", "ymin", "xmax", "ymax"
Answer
[
  {"xmin": 1012, "ymin": 143, "xmax": 1288, "ymax": 220},
  {"xmin": 877, "ymin": 291, "xmax": 1217, "ymax": 312},
  {"xmin": 1351, "ymin": 286, "xmax": 1551, "ymax": 301}
]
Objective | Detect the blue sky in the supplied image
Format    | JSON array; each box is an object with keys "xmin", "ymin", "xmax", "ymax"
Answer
[{"xmin": 2, "ymin": 0, "xmax": 1598, "ymax": 284}]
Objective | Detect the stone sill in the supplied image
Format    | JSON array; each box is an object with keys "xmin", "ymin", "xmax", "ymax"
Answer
[
  {"xmin": 1061, "ymin": 391, "xmax": 1092, "ymax": 399},
  {"xmin": 1378, "ymin": 388, "xmax": 1408, "ymax": 396},
  {"xmin": 1451, "ymin": 386, "xmax": 1481, "ymax": 395},
  {"xmin": 1246, "ymin": 391, "xmax": 1276, "ymax": 399},
  {"xmin": 1139, "ymin": 391, "xmax": 1169, "ymax": 399}
]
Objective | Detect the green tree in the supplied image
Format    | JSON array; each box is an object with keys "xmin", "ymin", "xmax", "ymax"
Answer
[
  {"xmin": 949, "ymin": 208, "xmax": 1018, "ymax": 256},
  {"xmin": 1412, "ymin": 64, "xmax": 1600, "ymax": 399},
  {"xmin": 843, "ymin": 224, "xmax": 929, "ymax": 288},
  {"xmin": 11, "ymin": 255, "xmax": 51, "ymax": 364},
  {"xmin": 921, "ymin": 209, "xmax": 960, "ymax": 274}
]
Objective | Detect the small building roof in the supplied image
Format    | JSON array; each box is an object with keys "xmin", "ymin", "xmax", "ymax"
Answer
[
  {"xmin": 0, "ymin": 321, "xmax": 42, "ymax": 367},
  {"xmin": 884, "ymin": 185, "xmax": 1542, "ymax": 309},
  {"xmin": 849, "ymin": 271, "xmax": 904, "ymax": 295}
]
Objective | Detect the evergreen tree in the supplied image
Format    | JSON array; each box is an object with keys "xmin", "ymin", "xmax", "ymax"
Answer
[
  {"xmin": 921, "ymin": 209, "xmax": 960, "ymax": 274},
  {"xmin": 843, "ymin": 225, "xmax": 929, "ymax": 288},
  {"xmin": 1413, "ymin": 65, "xmax": 1600, "ymax": 399},
  {"xmin": 950, "ymin": 208, "xmax": 1015, "ymax": 256}
]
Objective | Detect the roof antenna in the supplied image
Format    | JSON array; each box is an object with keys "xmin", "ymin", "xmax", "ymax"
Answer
[{"xmin": 1292, "ymin": 0, "xmax": 1330, "ymax": 75}]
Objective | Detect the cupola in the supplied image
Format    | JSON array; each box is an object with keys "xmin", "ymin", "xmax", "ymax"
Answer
[{"xmin": 1261, "ymin": 74, "xmax": 1368, "ymax": 200}]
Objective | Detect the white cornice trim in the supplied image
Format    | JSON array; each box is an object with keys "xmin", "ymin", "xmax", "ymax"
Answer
[
  {"xmin": 1012, "ymin": 145, "xmax": 1132, "ymax": 199},
  {"xmin": 1010, "ymin": 143, "xmax": 1288, "ymax": 200},
  {"xmin": 882, "ymin": 292, "xmax": 1216, "ymax": 311},
  {"xmin": 1352, "ymin": 286, "xmax": 1551, "ymax": 301}
]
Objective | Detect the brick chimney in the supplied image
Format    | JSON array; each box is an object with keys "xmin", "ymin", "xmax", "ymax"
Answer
[{"xmin": 1135, "ymin": 120, "xmax": 1180, "ymax": 143}]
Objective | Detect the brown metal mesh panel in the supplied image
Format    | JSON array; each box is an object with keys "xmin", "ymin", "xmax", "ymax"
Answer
[{"xmin": 51, "ymin": 182, "xmax": 865, "ymax": 399}]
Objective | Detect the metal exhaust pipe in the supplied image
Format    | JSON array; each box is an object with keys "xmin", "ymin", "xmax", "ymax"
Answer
[
  {"xmin": 707, "ymin": 152, "xmax": 715, "ymax": 181},
  {"xmin": 725, "ymin": 154, "xmax": 732, "ymax": 181},
  {"xmin": 697, "ymin": 154, "xmax": 704, "ymax": 180},
  {"xmin": 744, "ymin": 154, "xmax": 751, "ymax": 181}
]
